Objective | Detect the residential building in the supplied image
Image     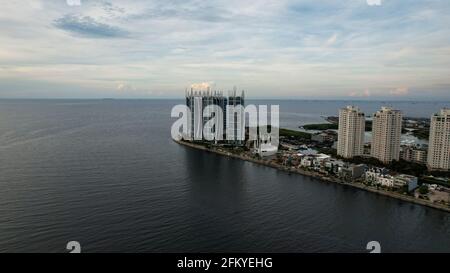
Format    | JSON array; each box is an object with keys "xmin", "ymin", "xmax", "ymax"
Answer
[
  {"xmin": 185, "ymin": 87, "xmax": 245, "ymax": 144},
  {"xmin": 337, "ymin": 106, "xmax": 365, "ymax": 158},
  {"xmin": 226, "ymin": 89, "xmax": 245, "ymax": 145},
  {"xmin": 365, "ymin": 168, "xmax": 391, "ymax": 186},
  {"xmin": 186, "ymin": 88, "xmax": 227, "ymax": 141},
  {"xmin": 338, "ymin": 164, "xmax": 367, "ymax": 180},
  {"xmin": 394, "ymin": 174, "xmax": 418, "ymax": 192},
  {"xmin": 312, "ymin": 131, "xmax": 337, "ymax": 143},
  {"xmin": 427, "ymin": 109, "xmax": 450, "ymax": 171},
  {"xmin": 371, "ymin": 107, "xmax": 402, "ymax": 164},
  {"xmin": 400, "ymin": 145, "xmax": 427, "ymax": 165},
  {"xmin": 365, "ymin": 168, "xmax": 418, "ymax": 191}
]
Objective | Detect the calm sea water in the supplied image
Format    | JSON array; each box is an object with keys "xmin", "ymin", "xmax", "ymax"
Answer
[{"xmin": 0, "ymin": 99, "xmax": 449, "ymax": 253}]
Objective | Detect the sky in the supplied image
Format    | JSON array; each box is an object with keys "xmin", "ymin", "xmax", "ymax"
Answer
[{"xmin": 0, "ymin": 0, "xmax": 450, "ymax": 99}]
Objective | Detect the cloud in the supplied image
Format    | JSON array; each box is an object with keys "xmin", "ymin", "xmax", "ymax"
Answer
[
  {"xmin": 324, "ymin": 33, "xmax": 338, "ymax": 47},
  {"xmin": 390, "ymin": 87, "xmax": 409, "ymax": 96},
  {"xmin": 66, "ymin": 0, "xmax": 81, "ymax": 7},
  {"xmin": 190, "ymin": 82, "xmax": 215, "ymax": 91},
  {"xmin": 116, "ymin": 82, "xmax": 154, "ymax": 96},
  {"xmin": 349, "ymin": 89, "xmax": 371, "ymax": 97},
  {"xmin": 366, "ymin": 0, "xmax": 382, "ymax": 6},
  {"xmin": 1, "ymin": 0, "xmax": 450, "ymax": 99},
  {"xmin": 53, "ymin": 14, "xmax": 128, "ymax": 38},
  {"xmin": 117, "ymin": 82, "xmax": 136, "ymax": 92}
]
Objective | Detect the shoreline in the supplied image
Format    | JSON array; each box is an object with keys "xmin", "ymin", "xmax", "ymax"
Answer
[{"xmin": 175, "ymin": 140, "xmax": 450, "ymax": 213}]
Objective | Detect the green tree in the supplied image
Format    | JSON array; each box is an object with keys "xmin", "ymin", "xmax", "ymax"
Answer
[{"xmin": 419, "ymin": 185, "xmax": 429, "ymax": 195}]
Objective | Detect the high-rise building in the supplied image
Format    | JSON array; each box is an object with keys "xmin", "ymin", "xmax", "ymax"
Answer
[
  {"xmin": 226, "ymin": 88, "xmax": 245, "ymax": 145},
  {"xmin": 337, "ymin": 106, "xmax": 365, "ymax": 158},
  {"xmin": 186, "ymin": 88, "xmax": 227, "ymax": 141},
  {"xmin": 427, "ymin": 109, "xmax": 450, "ymax": 171},
  {"xmin": 185, "ymin": 87, "xmax": 244, "ymax": 144},
  {"xmin": 371, "ymin": 107, "xmax": 402, "ymax": 164}
]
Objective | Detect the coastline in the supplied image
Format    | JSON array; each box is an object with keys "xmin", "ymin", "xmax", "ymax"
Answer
[{"xmin": 175, "ymin": 140, "xmax": 450, "ymax": 213}]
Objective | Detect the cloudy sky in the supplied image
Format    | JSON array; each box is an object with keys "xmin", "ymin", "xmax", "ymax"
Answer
[{"xmin": 1, "ymin": 0, "xmax": 450, "ymax": 99}]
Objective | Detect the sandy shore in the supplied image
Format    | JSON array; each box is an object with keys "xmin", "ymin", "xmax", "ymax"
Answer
[{"xmin": 176, "ymin": 140, "xmax": 450, "ymax": 213}]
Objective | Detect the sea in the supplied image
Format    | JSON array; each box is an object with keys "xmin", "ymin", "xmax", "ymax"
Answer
[{"xmin": 0, "ymin": 99, "xmax": 449, "ymax": 253}]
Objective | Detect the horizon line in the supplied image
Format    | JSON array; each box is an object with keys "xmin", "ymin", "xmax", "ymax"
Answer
[{"xmin": 0, "ymin": 97, "xmax": 449, "ymax": 102}]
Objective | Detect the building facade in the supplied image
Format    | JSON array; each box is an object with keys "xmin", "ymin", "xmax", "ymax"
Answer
[
  {"xmin": 394, "ymin": 174, "xmax": 418, "ymax": 192},
  {"xmin": 400, "ymin": 145, "xmax": 427, "ymax": 165},
  {"xmin": 371, "ymin": 107, "xmax": 402, "ymax": 164},
  {"xmin": 226, "ymin": 89, "xmax": 245, "ymax": 145},
  {"xmin": 186, "ymin": 88, "xmax": 227, "ymax": 141},
  {"xmin": 311, "ymin": 131, "xmax": 337, "ymax": 143},
  {"xmin": 427, "ymin": 109, "xmax": 450, "ymax": 171},
  {"xmin": 365, "ymin": 168, "xmax": 417, "ymax": 191},
  {"xmin": 337, "ymin": 106, "xmax": 365, "ymax": 158},
  {"xmin": 185, "ymin": 87, "xmax": 244, "ymax": 144}
]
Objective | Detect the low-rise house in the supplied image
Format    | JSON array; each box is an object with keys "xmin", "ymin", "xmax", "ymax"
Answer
[
  {"xmin": 300, "ymin": 156, "xmax": 314, "ymax": 168},
  {"xmin": 299, "ymin": 153, "xmax": 331, "ymax": 169},
  {"xmin": 315, "ymin": 153, "xmax": 331, "ymax": 163},
  {"xmin": 339, "ymin": 164, "xmax": 367, "ymax": 180},
  {"xmin": 394, "ymin": 174, "xmax": 418, "ymax": 191},
  {"xmin": 365, "ymin": 168, "xmax": 393, "ymax": 187},
  {"xmin": 311, "ymin": 131, "xmax": 337, "ymax": 143},
  {"xmin": 365, "ymin": 168, "xmax": 418, "ymax": 191},
  {"xmin": 400, "ymin": 145, "xmax": 427, "ymax": 164},
  {"xmin": 322, "ymin": 159, "xmax": 345, "ymax": 175},
  {"xmin": 378, "ymin": 175, "xmax": 395, "ymax": 188}
]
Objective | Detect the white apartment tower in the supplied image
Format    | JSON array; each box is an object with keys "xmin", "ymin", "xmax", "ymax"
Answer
[
  {"xmin": 337, "ymin": 106, "xmax": 365, "ymax": 158},
  {"xmin": 371, "ymin": 107, "xmax": 403, "ymax": 164},
  {"xmin": 427, "ymin": 109, "xmax": 450, "ymax": 171}
]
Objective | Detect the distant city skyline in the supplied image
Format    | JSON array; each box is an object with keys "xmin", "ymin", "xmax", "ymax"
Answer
[{"xmin": 1, "ymin": 1, "xmax": 450, "ymax": 99}]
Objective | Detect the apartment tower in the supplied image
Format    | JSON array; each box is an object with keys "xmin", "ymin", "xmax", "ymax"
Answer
[
  {"xmin": 337, "ymin": 106, "xmax": 366, "ymax": 158},
  {"xmin": 186, "ymin": 88, "xmax": 227, "ymax": 141},
  {"xmin": 226, "ymin": 88, "xmax": 245, "ymax": 146},
  {"xmin": 185, "ymin": 87, "xmax": 244, "ymax": 144},
  {"xmin": 371, "ymin": 107, "xmax": 402, "ymax": 164},
  {"xmin": 427, "ymin": 109, "xmax": 450, "ymax": 171}
]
